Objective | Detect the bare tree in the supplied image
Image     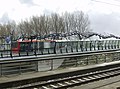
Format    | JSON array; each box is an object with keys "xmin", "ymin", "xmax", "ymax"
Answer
[
  {"xmin": 62, "ymin": 12, "xmax": 71, "ymax": 33},
  {"xmin": 18, "ymin": 19, "xmax": 33, "ymax": 37},
  {"xmin": 62, "ymin": 11, "xmax": 91, "ymax": 39},
  {"xmin": 30, "ymin": 16, "xmax": 41, "ymax": 35},
  {"xmin": 73, "ymin": 11, "xmax": 91, "ymax": 33},
  {"xmin": 0, "ymin": 21, "xmax": 16, "ymax": 36},
  {"xmin": 63, "ymin": 11, "xmax": 90, "ymax": 33},
  {"xmin": 0, "ymin": 11, "xmax": 91, "ymax": 40}
]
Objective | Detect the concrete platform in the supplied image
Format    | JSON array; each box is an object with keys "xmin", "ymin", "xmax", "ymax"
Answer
[{"xmin": 0, "ymin": 60, "xmax": 120, "ymax": 86}]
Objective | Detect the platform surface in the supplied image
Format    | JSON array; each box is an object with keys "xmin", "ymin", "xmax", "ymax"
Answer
[{"xmin": 0, "ymin": 60, "xmax": 120, "ymax": 84}]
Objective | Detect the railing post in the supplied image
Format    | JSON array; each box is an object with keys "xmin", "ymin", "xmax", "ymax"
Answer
[
  {"xmin": 115, "ymin": 41, "xmax": 116, "ymax": 49},
  {"xmin": 108, "ymin": 45, "xmax": 110, "ymax": 49},
  {"xmin": 66, "ymin": 47, "xmax": 68, "ymax": 53},
  {"xmin": 26, "ymin": 51, "xmax": 28, "ymax": 56},
  {"xmin": 34, "ymin": 49, "xmax": 36, "ymax": 56},
  {"xmin": 85, "ymin": 41, "xmax": 87, "ymax": 51},
  {"xmin": 41, "ymin": 48, "xmax": 43, "ymax": 55},
  {"xmin": 105, "ymin": 42, "xmax": 107, "ymax": 50},
  {"xmin": 19, "ymin": 51, "xmax": 21, "ymax": 57},
  {"xmin": 60, "ymin": 48, "xmax": 62, "ymax": 53},
  {"xmin": 71, "ymin": 43, "xmax": 73, "ymax": 52},
  {"xmin": 90, "ymin": 41, "xmax": 92, "ymax": 51},
  {"xmin": 117, "ymin": 41, "xmax": 119, "ymax": 49},
  {"xmin": 48, "ymin": 48, "xmax": 50, "ymax": 54},
  {"xmin": 76, "ymin": 42, "xmax": 78, "ymax": 52},
  {"xmin": 33, "ymin": 41, "xmax": 37, "ymax": 56},
  {"xmin": 10, "ymin": 51, "xmax": 13, "ymax": 58},
  {"xmin": 117, "ymin": 44, "xmax": 119, "ymax": 49},
  {"xmin": 118, "ymin": 41, "xmax": 120, "ymax": 48},
  {"xmin": 101, "ymin": 41, "xmax": 103, "ymax": 50},
  {"xmin": 54, "ymin": 42, "xmax": 56, "ymax": 54},
  {"xmin": 97, "ymin": 41, "xmax": 100, "ymax": 50},
  {"xmin": 1, "ymin": 52, "xmax": 3, "ymax": 58},
  {"xmin": 94, "ymin": 41, "xmax": 96, "ymax": 51},
  {"xmin": 10, "ymin": 34, "xmax": 13, "ymax": 58},
  {"xmin": 111, "ymin": 41, "xmax": 113, "ymax": 49},
  {"xmin": 80, "ymin": 42, "xmax": 83, "ymax": 52}
]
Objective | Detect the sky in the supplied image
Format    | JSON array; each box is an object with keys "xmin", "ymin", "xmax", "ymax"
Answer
[{"xmin": 0, "ymin": 0, "xmax": 120, "ymax": 35}]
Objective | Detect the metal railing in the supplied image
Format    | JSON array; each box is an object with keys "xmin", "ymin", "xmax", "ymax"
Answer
[{"xmin": 0, "ymin": 40, "xmax": 120, "ymax": 58}]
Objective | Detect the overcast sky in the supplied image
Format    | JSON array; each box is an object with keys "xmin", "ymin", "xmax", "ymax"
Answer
[{"xmin": 0, "ymin": 0, "xmax": 120, "ymax": 35}]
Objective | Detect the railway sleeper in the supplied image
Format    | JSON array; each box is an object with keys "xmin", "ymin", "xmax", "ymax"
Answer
[
  {"xmin": 96, "ymin": 74, "xmax": 105, "ymax": 77},
  {"xmin": 42, "ymin": 86, "xmax": 50, "ymax": 89},
  {"xmin": 71, "ymin": 80, "xmax": 80, "ymax": 83},
  {"xmin": 57, "ymin": 83, "xmax": 66, "ymax": 87},
  {"xmin": 101, "ymin": 73, "xmax": 109, "ymax": 77},
  {"xmin": 64, "ymin": 81, "xmax": 73, "ymax": 85},
  {"xmin": 50, "ymin": 84, "xmax": 58, "ymax": 88},
  {"xmin": 77, "ymin": 78, "xmax": 86, "ymax": 82},
  {"xmin": 91, "ymin": 75, "xmax": 101, "ymax": 78},
  {"xmin": 87, "ymin": 76, "xmax": 96, "ymax": 79},
  {"xmin": 82, "ymin": 77, "xmax": 91, "ymax": 81}
]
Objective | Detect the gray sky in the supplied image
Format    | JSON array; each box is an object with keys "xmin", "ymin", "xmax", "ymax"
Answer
[{"xmin": 0, "ymin": 0, "xmax": 120, "ymax": 35}]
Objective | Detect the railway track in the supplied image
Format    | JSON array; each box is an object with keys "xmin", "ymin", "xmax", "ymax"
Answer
[{"xmin": 10, "ymin": 65, "xmax": 120, "ymax": 89}]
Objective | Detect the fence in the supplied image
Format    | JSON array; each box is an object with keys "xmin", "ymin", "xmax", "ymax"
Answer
[{"xmin": 0, "ymin": 40, "xmax": 120, "ymax": 58}]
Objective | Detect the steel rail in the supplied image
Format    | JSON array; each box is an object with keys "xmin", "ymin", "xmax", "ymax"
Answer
[
  {"xmin": 16, "ymin": 65, "xmax": 120, "ymax": 89},
  {"xmin": 1, "ymin": 60, "xmax": 120, "ymax": 89}
]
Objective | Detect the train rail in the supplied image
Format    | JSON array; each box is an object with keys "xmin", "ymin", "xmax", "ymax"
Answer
[
  {"xmin": 1, "ymin": 60, "xmax": 120, "ymax": 89},
  {"xmin": 16, "ymin": 66, "xmax": 120, "ymax": 89}
]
